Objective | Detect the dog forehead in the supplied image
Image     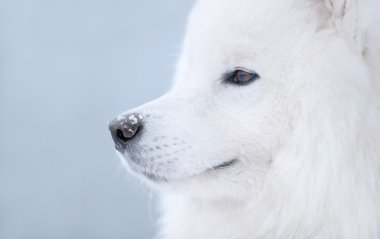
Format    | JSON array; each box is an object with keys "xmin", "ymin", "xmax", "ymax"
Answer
[
  {"xmin": 188, "ymin": 0, "xmax": 306, "ymax": 39},
  {"xmin": 183, "ymin": 0, "xmax": 315, "ymax": 64},
  {"xmin": 172, "ymin": 0, "xmax": 319, "ymax": 89}
]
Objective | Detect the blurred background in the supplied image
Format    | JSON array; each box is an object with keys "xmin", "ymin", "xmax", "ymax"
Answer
[{"xmin": 0, "ymin": 0, "xmax": 193, "ymax": 238}]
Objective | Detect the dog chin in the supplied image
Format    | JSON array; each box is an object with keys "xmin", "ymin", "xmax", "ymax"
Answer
[
  {"xmin": 117, "ymin": 150, "xmax": 238, "ymax": 186},
  {"xmin": 116, "ymin": 151, "xmax": 177, "ymax": 184}
]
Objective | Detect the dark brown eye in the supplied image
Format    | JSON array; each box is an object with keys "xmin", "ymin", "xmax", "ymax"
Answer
[{"xmin": 225, "ymin": 69, "xmax": 259, "ymax": 86}]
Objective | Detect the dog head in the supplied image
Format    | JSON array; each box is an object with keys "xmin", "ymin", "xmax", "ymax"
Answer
[{"xmin": 109, "ymin": 0, "xmax": 370, "ymax": 200}]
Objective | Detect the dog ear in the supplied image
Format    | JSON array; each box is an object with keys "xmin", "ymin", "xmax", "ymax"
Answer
[{"xmin": 320, "ymin": 0, "xmax": 363, "ymax": 51}]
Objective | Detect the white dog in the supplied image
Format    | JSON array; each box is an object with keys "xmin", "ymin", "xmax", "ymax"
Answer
[{"xmin": 109, "ymin": 0, "xmax": 380, "ymax": 238}]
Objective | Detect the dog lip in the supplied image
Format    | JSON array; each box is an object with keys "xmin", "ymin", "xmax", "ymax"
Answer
[
  {"xmin": 134, "ymin": 159, "xmax": 238, "ymax": 183},
  {"xmin": 211, "ymin": 159, "xmax": 238, "ymax": 170}
]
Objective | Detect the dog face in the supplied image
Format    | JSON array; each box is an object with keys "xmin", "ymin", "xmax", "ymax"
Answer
[{"xmin": 109, "ymin": 0, "xmax": 368, "ymax": 199}]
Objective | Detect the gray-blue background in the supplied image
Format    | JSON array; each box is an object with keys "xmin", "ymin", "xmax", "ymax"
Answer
[{"xmin": 0, "ymin": 1, "xmax": 193, "ymax": 238}]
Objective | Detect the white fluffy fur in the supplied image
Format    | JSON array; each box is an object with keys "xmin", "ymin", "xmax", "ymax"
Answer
[{"xmin": 116, "ymin": 0, "xmax": 380, "ymax": 238}]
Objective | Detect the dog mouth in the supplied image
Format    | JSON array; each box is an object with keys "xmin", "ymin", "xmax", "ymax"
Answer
[
  {"xmin": 140, "ymin": 159, "xmax": 238, "ymax": 183},
  {"xmin": 210, "ymin": 159, "xmax": 237, "ymax": 170}
]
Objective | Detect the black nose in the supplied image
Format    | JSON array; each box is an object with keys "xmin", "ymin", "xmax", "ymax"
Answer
[{"xmin": 108, "ymin": 113, "xmax": 143, "ymax": 149}]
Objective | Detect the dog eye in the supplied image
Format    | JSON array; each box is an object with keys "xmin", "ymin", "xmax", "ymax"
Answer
[{"xmin": 225, "ymin": 69, "xmax": 260, "ymax": 86}]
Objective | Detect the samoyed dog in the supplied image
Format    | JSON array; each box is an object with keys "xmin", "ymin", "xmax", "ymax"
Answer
[{"xmin": 109, "ymin": 0, "xmax": 380, "ymax": 238}]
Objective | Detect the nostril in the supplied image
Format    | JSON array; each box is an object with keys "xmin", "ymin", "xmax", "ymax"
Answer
[{"xmin": 116, "ymin": 128, "xmax": 129, "ymax": 142}]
